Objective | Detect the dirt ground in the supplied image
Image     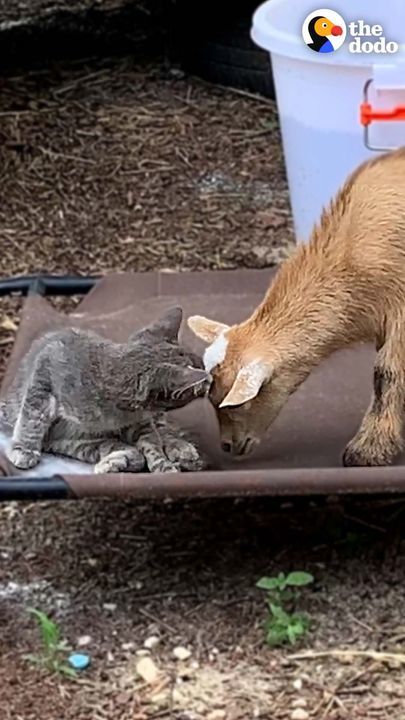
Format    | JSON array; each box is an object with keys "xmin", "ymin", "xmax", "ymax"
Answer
[
  {"xmin": 1, "ymin": 55, "xmax": 405, "ymax": 720},
  {"xmin": 0, "ymin": 0, "xmax": 130, "ymax": 19}
]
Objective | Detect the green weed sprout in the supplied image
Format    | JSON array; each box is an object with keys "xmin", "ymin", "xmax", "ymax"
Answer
[
  {"xmin": 256, "ymin": 571, "xmax": 314, "ymax": 647},
  {"xmin": 26, "ymin": 608, "xmax": 76, "ymax": 678}
]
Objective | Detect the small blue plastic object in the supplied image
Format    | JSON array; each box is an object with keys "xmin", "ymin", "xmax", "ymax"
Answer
[{"xmin": 68, "ymin": 653, "xmax": 91, "ymax": 671}]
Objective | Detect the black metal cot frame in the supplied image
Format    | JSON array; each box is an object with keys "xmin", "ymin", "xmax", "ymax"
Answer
[
  {"xmin": 0, "ymin": 274, "xmax": 98, "ymax": 298},
  {"xmin": 0, "ymin": 274, "xmax": 98, "ymax": 500}
]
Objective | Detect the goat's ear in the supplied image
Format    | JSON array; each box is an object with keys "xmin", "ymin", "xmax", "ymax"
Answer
[
  {"xmin": 219, "ymin": 361, "xmax": 271, "ymax": 408},
  {"xmin": 187, "ymin": 315, "xmax": 230, "ymax": 344}
]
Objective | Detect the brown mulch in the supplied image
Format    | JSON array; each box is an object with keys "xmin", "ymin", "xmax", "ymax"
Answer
[
  {"xmin": 0, "ymin": 58, "xmax": 291, "ymax": 278},
  {"xmin": 0, "ymin": 0, "xmax": 152, "ymax": 22},
  {"xmin": 1, "ymin": 55, "xmax": 405, "ymax": 720}
]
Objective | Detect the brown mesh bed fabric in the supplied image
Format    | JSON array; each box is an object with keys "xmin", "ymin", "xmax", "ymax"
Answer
[{"xmin": 1, "ymin": 269, "xmax": 405, "ymax": 499}]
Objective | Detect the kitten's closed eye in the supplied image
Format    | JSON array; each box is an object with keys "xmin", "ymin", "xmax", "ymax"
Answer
[
  {"xmin": 172, "ymin": 367, "xmax": 211, "ymax": 400},
  {"xmin": 187, "ymin": 365, "xmax": 207, "ymax": 373},
  {"xmin": 151, "ymin": 364, "xmax": 211, "ymax": 410},
  {"xmin": 187, "ymin": 353, "xmax": 205, "ymax": 370}
]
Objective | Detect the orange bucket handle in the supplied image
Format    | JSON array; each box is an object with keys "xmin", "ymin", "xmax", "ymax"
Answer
[{"xmin": 360, "ymin": 79, "xmax": 405, "ymax": 151}]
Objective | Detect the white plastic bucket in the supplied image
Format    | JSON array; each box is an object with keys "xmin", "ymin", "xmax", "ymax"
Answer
[{"xmin": 251, "ymin": 0, "xmax": 405, "ymax": 242}]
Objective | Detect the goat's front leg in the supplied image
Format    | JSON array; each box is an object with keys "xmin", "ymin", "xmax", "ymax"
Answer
[{"xmin": 343, "ymin": 317, "xmax": 405, "ymax": 467}]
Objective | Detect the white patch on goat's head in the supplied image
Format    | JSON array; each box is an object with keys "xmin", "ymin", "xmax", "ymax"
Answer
[{"xmin": 203, "ymin": 332, "xmax": 229, "ymax": 373}]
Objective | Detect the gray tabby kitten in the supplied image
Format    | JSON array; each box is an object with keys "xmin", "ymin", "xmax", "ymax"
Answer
[{"xmin": 0, "ymin": 307, "xmax": 210, "ymax": 474}]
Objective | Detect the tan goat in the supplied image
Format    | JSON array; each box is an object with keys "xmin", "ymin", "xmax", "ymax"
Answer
[{"xmin": 188, "ymin": 147, "xmax": 405, "ymax": 466}]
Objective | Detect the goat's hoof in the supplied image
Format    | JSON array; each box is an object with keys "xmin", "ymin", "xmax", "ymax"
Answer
[
  {"xmin": 342, "ymin": 444, "xmax": 389, "ymax": 468},
  {"xmin": 6, "ymin": 445, "xmax": 40, "ymax": 470}
]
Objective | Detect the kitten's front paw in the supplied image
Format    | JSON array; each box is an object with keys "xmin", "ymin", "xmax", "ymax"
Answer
[
  {"xmin": 6, "ymin": 445, "xmax": 41, "ymax": 470},
  {"xmin": 165, "ymin": 440, "xmax": 206, "ymax": 472},
  {"xmin": 150, "ymin": 460, "xmax": 179, "ymax": 474},
  {"xmin": 95, "ymin": 450, "xmax": 145, "ymax": 474}
]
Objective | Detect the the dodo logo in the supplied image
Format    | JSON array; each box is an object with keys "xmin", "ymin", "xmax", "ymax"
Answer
[{"xmin": 302, "ymin": 9, "xmax": 346, "ymax": 53}]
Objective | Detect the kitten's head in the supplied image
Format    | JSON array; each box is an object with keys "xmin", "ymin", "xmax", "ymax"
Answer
[{"xmin": 132, "ymin": 307, "xmax": 212, "ymax": 410}]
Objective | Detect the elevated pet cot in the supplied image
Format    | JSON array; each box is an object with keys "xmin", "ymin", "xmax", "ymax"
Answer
[{"xmin": 0, "ymin": 270, "xmax": 404, "ymax": 502}]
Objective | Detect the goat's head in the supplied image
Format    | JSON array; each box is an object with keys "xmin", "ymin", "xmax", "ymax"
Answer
[{"xmin": 187, "ymin": 314, "xmax": 293, "ymax": 457}]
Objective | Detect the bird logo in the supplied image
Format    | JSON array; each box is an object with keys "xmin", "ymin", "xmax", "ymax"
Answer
[{"xmin": 302, "ymin": 9, "xmax": 346, "ymax": 53}]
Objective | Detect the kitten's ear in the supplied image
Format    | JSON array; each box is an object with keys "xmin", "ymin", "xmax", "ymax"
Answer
[
  {"xmin": 137, "ymin": 307, "xmax": 183, "ymax": 343},
  {"xmin": 171, "ymin": 366, "xmax": 211, "ymax": 400}
]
